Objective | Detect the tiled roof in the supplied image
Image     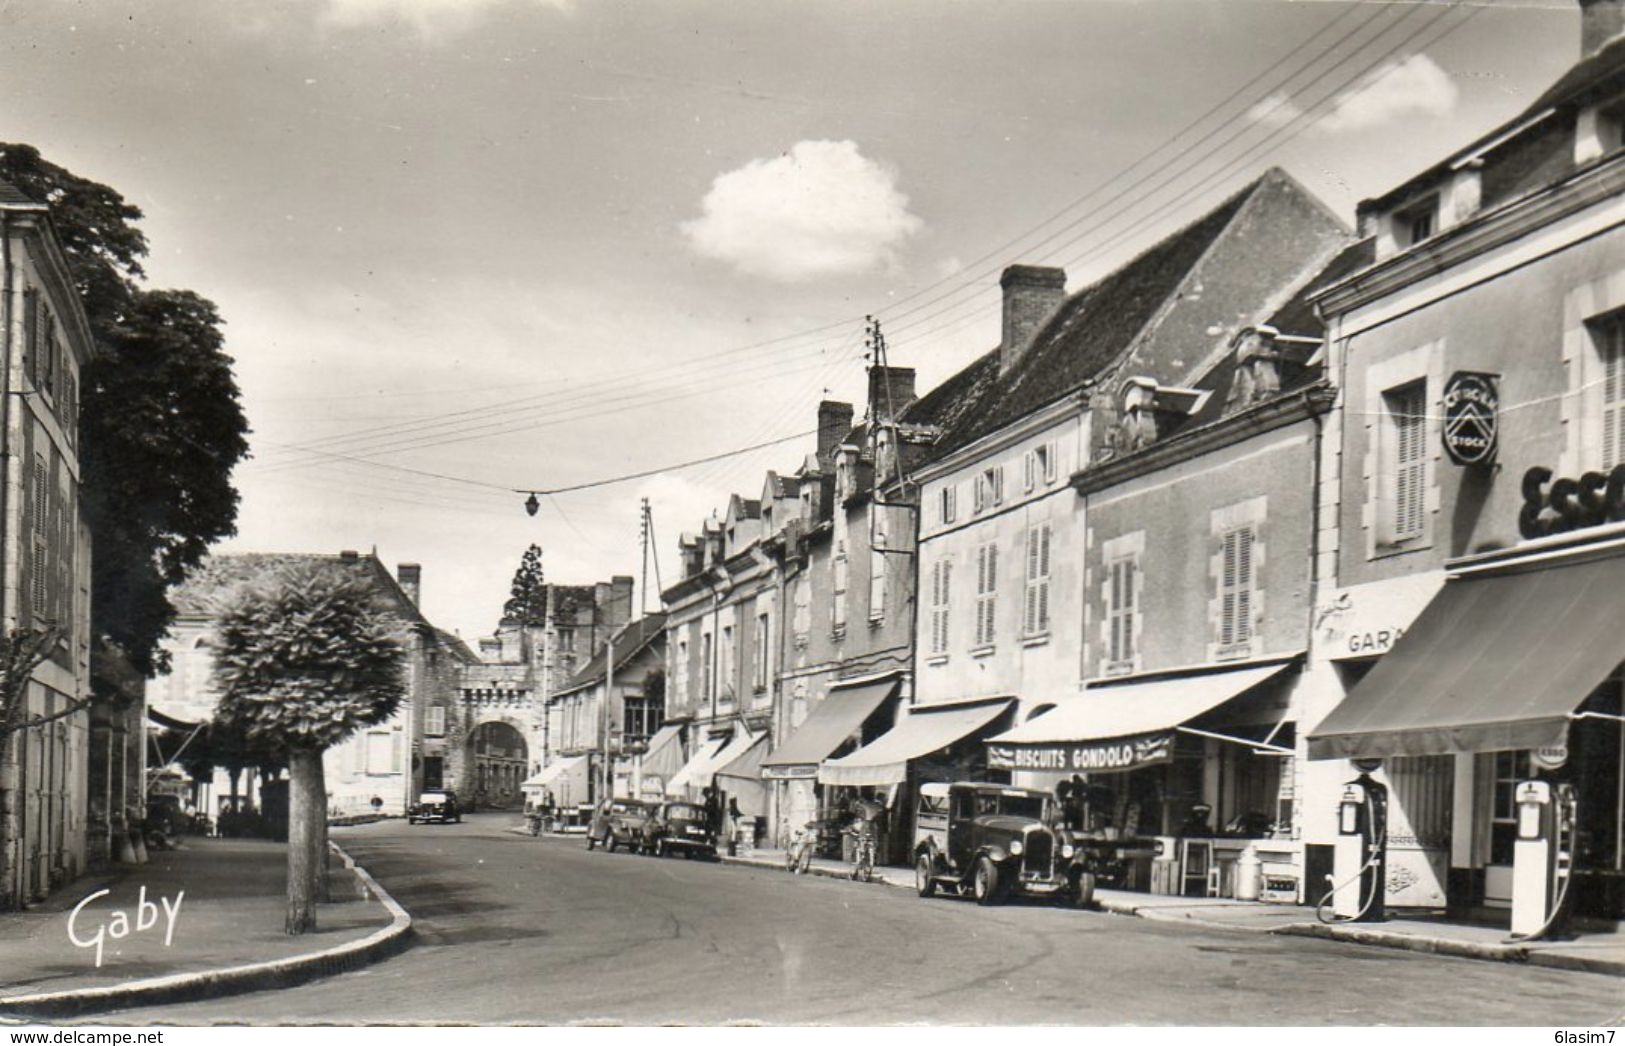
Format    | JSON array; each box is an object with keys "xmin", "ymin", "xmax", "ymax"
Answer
[
  {"xmin": 0, "ymin": 177, "xmax": 43, "ymax": 209},
  {"xmin": 561, "ymin": 611, "xmax": 668, "ymax": 691},
  {"xmin": 899, "ymin": 349, "xmax": 1001, "ymax": 436},
  {"xmin": 931, "ymin": 181, "xmax": 1257, "ymax": 456},
  {"xmin": 1365, "ymin": 36, "xmax": 1625, "ymax": 214},
  {"xmin": 171, "ymin": 552, "xmax": 426, "ymax": 628},
  {"xmin": 1264, "ymin": 238, "xmax": 1374, "ymax": 337}
]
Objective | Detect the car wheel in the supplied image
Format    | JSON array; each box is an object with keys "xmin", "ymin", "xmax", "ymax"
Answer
[
  {"xmin": 1071, "ymin": 871, "xmax": 1097, "ymax": 909},
  {"xmin": 916, "ymin": 854, "xmax": 938, "ymax": 898},
  {"xmin": 972, "ymin": 856, "xmax": 1003, "ymax": 906}
]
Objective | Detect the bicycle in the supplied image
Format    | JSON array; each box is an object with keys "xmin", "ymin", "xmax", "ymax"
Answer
[
  {"xmin": 784, "ymin": 820, "xmax": 816, "ymax": 874},
  {"xmin": 846, "ymin": 820, "xmax": 877, "ymax": 883}
]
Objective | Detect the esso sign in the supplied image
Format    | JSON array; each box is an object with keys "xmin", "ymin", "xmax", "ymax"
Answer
[{"xmin": 1518, "ymin": 465, "xmax": 1625, "ymax": 539}]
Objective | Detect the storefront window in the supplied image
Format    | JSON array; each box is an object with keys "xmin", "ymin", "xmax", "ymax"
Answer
[{"xmin": 1490, "ymin": 749, "xmax": 1533, "ymax": 865}]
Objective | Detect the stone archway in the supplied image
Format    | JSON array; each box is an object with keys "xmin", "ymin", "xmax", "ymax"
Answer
[{"xmin": 466, "ymin": 718, "xmax": 530, "ymax": 811}]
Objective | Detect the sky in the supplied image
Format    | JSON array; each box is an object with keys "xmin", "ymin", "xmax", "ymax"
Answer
[{"xmin": 0, "ymin": 0, "xmax": 1582, "ymax": 643}]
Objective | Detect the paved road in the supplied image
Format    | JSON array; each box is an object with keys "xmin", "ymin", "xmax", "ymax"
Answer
[{"xmin": 111, "ymin": 815, "xmax": 1623, "ymax": 1025}]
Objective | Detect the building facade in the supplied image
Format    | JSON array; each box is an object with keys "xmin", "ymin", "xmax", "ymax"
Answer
[
  {"xmin": 0, "ymin": 178, "xmax": 97, "ymax": 908},
  {"xmin": 1305, "ymin": 5, "xmax": 1625, "ymax": 924}
]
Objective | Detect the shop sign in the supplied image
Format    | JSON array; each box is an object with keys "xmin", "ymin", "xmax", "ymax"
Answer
[
  {"xmin": 761, "ymin": 764, "xmax": 818, "ymax": 781},
  {"xmin": 1440, "ymin": 371, "xmax": 1499, "ymax": 466},
  {"xmin": 1532, "ymin": 744, "xmax": 1569, "ymax": 771},
  {"xmin": 987, "ymin": 733, "xmax": 1173, "ymax": 774},
  {"xmin": 1518, "ymin": 464, "xmax": 1625, "ymax": 539}
]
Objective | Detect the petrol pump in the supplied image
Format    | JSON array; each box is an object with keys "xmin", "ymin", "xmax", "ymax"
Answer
[
  {"xmin": 1324, "ymin": 766, "xmax": 1387, "ymax": 922},
  {"xmin": 1510, "ymin": 779, "xmax": 1577, "ymax": 939}
]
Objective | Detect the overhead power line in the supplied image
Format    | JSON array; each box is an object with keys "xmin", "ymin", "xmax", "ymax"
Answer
[{"xmin": 517, "ymin": 428, "xmax": 817, "ymax": 498}]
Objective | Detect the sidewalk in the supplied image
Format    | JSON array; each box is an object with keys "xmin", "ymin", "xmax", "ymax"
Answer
[
  {"xmin": 721, "ymin": 849, "xmax": 1625, "ymax": 977},
  {"xmin": 0, "ymin": 837, "xmax": 407, "ymax": 1019}
]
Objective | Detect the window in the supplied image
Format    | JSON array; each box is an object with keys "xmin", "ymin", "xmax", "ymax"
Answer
[
  {"xmin": 928, "ymin": 558, "xmax": 952, "ymax": 656},
  {"xmin": 832, "ymin": 541, "xmax": 848, "ymax": 633},
  {"xmin": 700, "ymin": 632, "xmax": 713, "ymax": 701},
  {"xmin": 365, "ymin": 731, "xmax": 396, "ymax": 775},
  {"xmin": 675, "ymin": 639, "xmax": 689, "ymax": 705},
  {"xmin": 752, "ymin": 612, "xmax": 770, "ymax": 691},
  {"xmin": 1597, "ymin": 313, "xmax": 1625, "ymax": 469},
  {"xmin": 21, "ymin": 290, "xmax": 38, "ymax": 389},
  {"xmin": 425, "ymin": 705, "xmax": 446, "ymax": 737},
  {"xmin": 1395, "ymin": 195, "xmax": 1437, "ymax": 248},
  {"xmin": 624, "ymin": 695, "xmax": 663, "ymax": 740},
  {"xmin": 792, "ymin": 578, "xmax": 810, "ymax": 644},
  {"xmin": 1106, "ymin": 555, "xmax": 1137, "ymax": 665},
  {"xmin": 558, "ymin": 628, "xmax": 574, "ymax": 652},
  {"xmin": 1024, "ymin": 442, "xmax": 1057, "ymax": 492},
  {"xmin": 1218, "ymin": 526, "xmax": 1256, "ymax": 651},
  {"xmin": 939, "ymin": 485, "xmax": 957, "ymax": 525},
  {"xmin": 974, "ymin": 542, "xmax": 998, "ymax": 648},
  {"xmin": 869, "ymin": 543, "xmax": 886, "ymax": 622},
  {"xmin": 720, "ymin": 622, "xmax": 736, "ymax": 701},
  {"xmin": 973, "ymin": 466, "xmax": 1003, "ymax": 514},
  {"xmin": 1385, "ymin": 382, "xmax": 1429, "ymax": 543},
  {"xmin": 31, "ymin": 457, "xmax": 48, "ymax": 621},
  {"xmin": 1022, "ymin": 522, "xmax": 1051, "ymax": 637},
  {"xmin": 1490, "ymin": 750, "xmax": 1533, "ymax": 864}
]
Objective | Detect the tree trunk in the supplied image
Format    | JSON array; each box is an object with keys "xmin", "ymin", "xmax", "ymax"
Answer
[
  {"xmin": 314, "ymin": 760, "xmax": 330, "ymax": 904},
  {"xmin": 286, "ymin": 748, "xmax": 321, "ymax": 935}
]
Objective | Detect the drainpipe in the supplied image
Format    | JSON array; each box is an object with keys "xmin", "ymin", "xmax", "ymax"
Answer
[{"xmin": 0, "ymin": 212, "xmax": 14, "ymax": 907}]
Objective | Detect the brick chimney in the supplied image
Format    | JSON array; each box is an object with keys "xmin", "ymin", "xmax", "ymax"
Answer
[
  {"xmin": 396, "ymin": 562, "xmax": 422, "ymax": 605},
  {"xmin": 1000, "ymin": 265, "xmax": 1066, "ymax": 376},
  {"xmin": 867, "ymin": 366, "xmax": 917, "ymax": 422},
  {"xmin": 1582, "ymin": 0, "xmax": 1625, "ymax": 56},
  {"xmin": 816, "ymin": 400, "xmax": 855, "ymax": 469}
]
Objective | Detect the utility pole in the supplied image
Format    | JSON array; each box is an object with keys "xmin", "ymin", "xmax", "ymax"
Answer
[
  {"xmin": 640, "ymin": 497, "xmax": 650, "ymax": 618},
  {"xmin": 601, "ymin": 628, "xmax": 614, "ymax": 803}
]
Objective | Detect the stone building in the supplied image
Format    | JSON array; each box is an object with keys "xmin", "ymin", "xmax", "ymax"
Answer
[
  {"xmin": 0, "ymin": 177, "xmax": 98, "ymax": 908},
  {"xmin": 151, "ymin": 551, "xmax": 477, "ymax": 820}
]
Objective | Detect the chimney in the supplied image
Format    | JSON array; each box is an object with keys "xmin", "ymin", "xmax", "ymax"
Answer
[
  {"xmin": 1582, "ymin": 0, "xmax": 1625, "ymax": 56},
  {"xmin": 339, "ymin": 549, "xmax": 360, "ymax": 561},
  {"xmin": 1000, "ymin": 265, "xmax": 1066, "ymax": 376},
  {"xmin": 867, "ymin": 366, "xmax": 917, "ymax": 422},
  {"xmin": 609, "ymin": 575, "xmax": 634, "ymax": 626},
  {"xmin": 816, "ymin": 400, "xmax": 855, "ymax": 468},
  {"xmin": 396, "ymin": 562, "xmax": 422, "ymax": 605}
]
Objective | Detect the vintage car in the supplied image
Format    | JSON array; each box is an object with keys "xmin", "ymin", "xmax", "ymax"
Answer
[
  {"xmin": 912, "ymin": 782, "xmax": 1096, "ymax": 907},
  {"xmin": 645, "ymin": 800, "xmax": 717, "ymax": 858},
  {"xmin": 408, "ymin": 789, "xmax": 462, "ymax": 825},
  {"xmin": 603, "ymin": 799, "xmax": 660, "ymax": 852}
]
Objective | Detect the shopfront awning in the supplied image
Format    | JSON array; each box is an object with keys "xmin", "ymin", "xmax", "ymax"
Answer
[
  {"xmin": 665, "ymin": 735, "xmax": 730, "ymax": 797},
  {"xmin": 819, "ymin": 697, "xmax": 1013, "ymax": 787},
  {"xmin": 761, "ymin": 679, "xmax": 899, "ymax": 780},
  {"xmin": 715, "ymin": 732, "xmax": 769, "ymax": 818},
  {"xmin": 636, "ymin": 724, "xmax": 686, "ymax": 795},
  {"xmin": 522, "ymin": 754, "xmax": 590, "ymax": 806},
  {"xmin": 1308, "ymin": 548, "xmax": 1625, "ymax": 760},
  {"xmin": 986, "ymin": 662, "xmax": 1293, "ymax": 774}
]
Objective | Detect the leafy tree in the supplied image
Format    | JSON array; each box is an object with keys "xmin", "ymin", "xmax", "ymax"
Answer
[
  {"xmin": 502, "ymin": 543, "xmax": 547, "ymax": 626},
  {"xmin": 0, "ymin": 143, "xmax": 249, "ymax": 676},
  {"xmin": 212, "ymin": 564, "xmax": 406, "ymax": 934}
]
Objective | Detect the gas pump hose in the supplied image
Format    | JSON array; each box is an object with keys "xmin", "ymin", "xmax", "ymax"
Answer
[{"xmin": 1314, "ymin": 828, "xmax": 1387, "ymax": 925}]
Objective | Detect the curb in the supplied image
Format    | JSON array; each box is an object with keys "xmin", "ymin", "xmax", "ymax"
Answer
[
  {"xmin": 0, "ymin": 842, "xmax": 413, "ymax": 1020},
  {"xmin": 719, "ymin": 854, "xmax": 910, "ymax": 890}
]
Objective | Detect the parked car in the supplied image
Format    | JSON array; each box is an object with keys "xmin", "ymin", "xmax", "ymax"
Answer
[
  {"xmin": 912, "ymin": 782, "xmax": 1095, "ymax": 907},
  {"xmin": 603, "ymin": 799, "xmax": 659, "ymax": 853},
  {"xmin": 646, "ymin": 800, "xmax": 717, "ymax": 858},
  {"xmin": 408, "ymin": 789, "xmax": 462, "ymax": 825}
]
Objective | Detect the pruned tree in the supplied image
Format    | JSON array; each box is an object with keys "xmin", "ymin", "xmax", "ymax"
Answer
[
  {"xmin": 211, "ymin": 564, "xmax": 406, "ymax": 934},
  {"xmin": 503, "ymin": 543, "xmax": 547, "ymax": 626}
]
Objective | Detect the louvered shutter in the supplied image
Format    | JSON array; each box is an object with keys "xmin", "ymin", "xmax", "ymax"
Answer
[
  {"xmin": 1392, "ymin": 385, "xmax": 1427, "ymax": 540},
  {"xmin": 1220, "ymin": 532, "xmax": 1238, "ymax": 647},
  {"xmin": 1038, "ymin": 525, "xmax": 1051, "ymax": 632},
  {"xmin": 1603, "ymin": 321, "xmax": 1625, "ymax": 470},
  {"xmin": 941, "ymin": 560, "xmax": 952, "ymax": 651},
  {"xmin": 1234, "ymin": 528, "xmax": 1254, "ymax": 644}
]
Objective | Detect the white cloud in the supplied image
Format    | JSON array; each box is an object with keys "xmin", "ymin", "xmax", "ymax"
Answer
[
  {"xmin": 317, "ymin": 0, "xmax": 569, "ymax": 37},
  {"xmin": 1318, "ymin": 54, "xmax": 1457, "ymax": 133},
  {"xmin": 681, "ymin": 139, "xmax": 924, "ymax": 283},
  {"xmin": 1246, "ymin": 92, "xmax": 1302, "ymax": 130}
]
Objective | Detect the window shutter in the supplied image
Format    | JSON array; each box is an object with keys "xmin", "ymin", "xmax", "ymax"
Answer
[
  {"xmin": 1045, "ymin": 442, "xmax": 1058, "ymax": 483},
  {"xmin": 1024, "ymin": 451, "xmax": 1035, "ymax": 493},
  {"xmin": 1235, "ymin": 528, "xmax": 1254, "ymax": 643},
  {"xmin": 1603, "ymin": 321, "xmax": 1625, "ymax": 469},
  {"xmin": 1220, "ymin": 532, "xmax": 1238, "ymax": 646}
]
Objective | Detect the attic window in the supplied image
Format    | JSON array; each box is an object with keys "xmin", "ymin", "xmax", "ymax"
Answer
[{"xmin": 1395, "ymin": 195, "xmax": 1437, "ymax": 249}]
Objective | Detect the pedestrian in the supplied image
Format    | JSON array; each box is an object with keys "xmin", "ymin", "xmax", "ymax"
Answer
[{"xmin": 586, "ymin": 798, "xmax": 612, "ymax": 851}]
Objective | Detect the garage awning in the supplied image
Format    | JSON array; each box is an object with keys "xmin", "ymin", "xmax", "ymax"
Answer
[
  {"xmin": 986, "ymin": 662, "xmax": 1293, "ymax": 774},
  {"xmin": 1308, "ymin": 546, "xmax": 1625, "ymax": 760},
  {"xmin": 819, "ymin": 697, "xmax": 1012, "ymax": 787},
  {"xmin": 665, "ymin": 735, "xmax": 730, "ymax": 797},
  {"xmin": 761, "ymin": 678, "xmax": 899, "ymax": 780},
  {"xmin": 522, "ymin": 754, "xmax": 590, "ymax": 806}
]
